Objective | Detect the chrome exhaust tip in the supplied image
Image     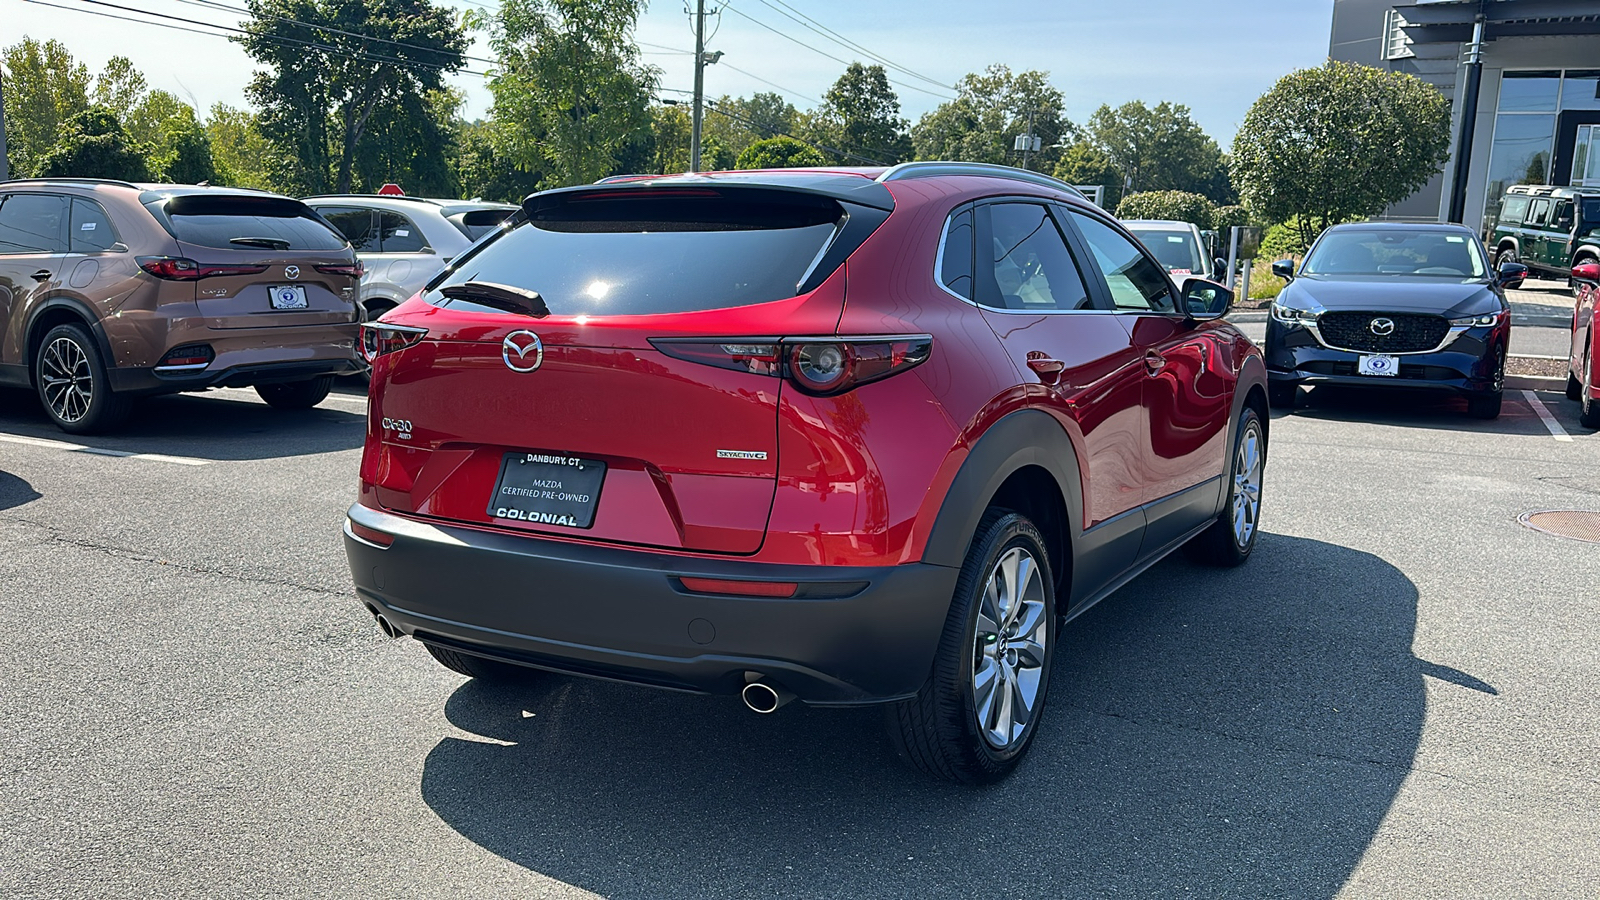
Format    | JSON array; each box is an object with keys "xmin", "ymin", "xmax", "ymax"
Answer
[
  {"xmin": 367, "ymin": 605, "xmax": 400, "ymax": 639},
  {"xmin": 741, "ymin": 680, "xmax": 794, "ymax": 714}
]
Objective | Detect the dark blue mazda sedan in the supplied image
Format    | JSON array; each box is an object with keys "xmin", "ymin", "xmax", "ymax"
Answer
[{"xmin": 1265, "ymin": 222, "xmax": 1526, "ymax": 419}]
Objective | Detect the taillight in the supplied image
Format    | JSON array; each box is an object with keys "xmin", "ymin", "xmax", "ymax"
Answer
[
  {"xmin": 137, "ymin": 256, "xmax": 269, "ymax": 280},
  {"xmin": 650, "ymin": 335, "xmax": 932, "ymax": 396},
  {"xmin": 361, "ymin": 322, "xmax": 428, "ymax": 361},
  {"xmin": 315, "ymin": 262, "xmax": 365, "ymax": 278}
]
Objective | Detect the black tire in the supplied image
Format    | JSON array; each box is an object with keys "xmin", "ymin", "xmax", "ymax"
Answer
[
  {"xmin": 1467, "ymin": 347, "xmax": 1505, "ymax": 420},
  {"xmin": 887, "ymin": 509, "xmax": 1056, "ymax": 784},
  {"xmin": 255, "ymin": 375, "xmax": 333, "ymax": 410},
  {"xmin": 1569, "ymin": 372, "xmax": 1584, "ymax": 402},
  {"xmin": 1267, "ymin": 382, "xmax": 1298, "ymax": 409},
  {"xmin": 1185, "ymin": 406, "xmax": 1266, "ymax": 567},
  {"xmin": 356, "ymin": 301, "xmax": 395, "ymax": 380},
  {"xmin": 34, "ymin": 322, "xmax": 131, "ymax": 434},
  {"xmin": 1581, "ymin": 350, "xmax": 1600, "ymax": 430},
  {"xmin": 1496, "ymin": 247, "xmax": 1518, "ymax": 268},
  {"xmin": 422, "ymin": 642, "xmax": 539, "ymax": 682}
]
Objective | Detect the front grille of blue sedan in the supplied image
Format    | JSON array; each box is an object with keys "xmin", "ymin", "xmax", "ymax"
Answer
[{"xmin": 1317, "ymin": 312, "xmax": 1450, "ymax": 353}]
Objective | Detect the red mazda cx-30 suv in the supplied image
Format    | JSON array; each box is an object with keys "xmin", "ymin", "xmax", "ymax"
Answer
[{"xmin": 344, "ymin": 163, "xmax": 1269, "ymax": 783}]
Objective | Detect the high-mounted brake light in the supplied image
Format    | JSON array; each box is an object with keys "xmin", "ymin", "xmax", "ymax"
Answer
[
  {"xmin": 650, "ymin": 335, "xmax": 932, "ymax": 396},
  {"xmin": 137, "ymin": 256, "xmax": 270, "ymax": 281},
  {"xmin": 360, "ymin": 322, "xmax": 428, "ymax": 362},
  {"xmin": 315, "ymin": 262, "xmax": 365, "ymax": 278}
]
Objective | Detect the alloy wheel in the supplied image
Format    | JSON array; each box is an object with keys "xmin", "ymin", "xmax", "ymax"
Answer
[
  {"xmin": 40, "ymin": 336, "xmax": 94, "ymax": 424},
  {"xmin": 971, "ymin": 546, "xmax": 1049, "ymax": 749},
  {"xmin": 1232, "ymin": 420, "xmax": 1264, "ymax": 548}
]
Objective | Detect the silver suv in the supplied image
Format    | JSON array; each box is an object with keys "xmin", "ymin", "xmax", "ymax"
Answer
[{"xmin": 303, "ymin": 195, "xmax": 518, "ymax": 320}]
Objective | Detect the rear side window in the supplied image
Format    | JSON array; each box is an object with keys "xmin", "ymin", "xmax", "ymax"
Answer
[
  {"xmin": 430, "ymin": 189, "xmax": 843, "ymax": 316},
  {"xmin": 1553, "ymin": 199, "xmax": 1574, "ymax": 229},
  {"xmin": 319, "ymin": 207, "xmax": 378, "ymax": 252},
  {"xmin": 378, "ymin": 212, "xmax": 426, "ymax": 253},
  {"xmin": 70, "ymin": 198, "xmax": 117, "ymax": 253},
  {"xmin": 149, "ymin": 194, "xmax": 347, "ymax": 251},
  {"xmin": 1499, "ymin": 194, "xmax": 1530, "ymax": 227},
  {"xmin": 449, "ymin": 208, "xmax": 516, "ymax": 241},
  {"xmin": 1527, "ymin": 198, "xmax": 1550, "ymax": 228},
  {"xmin": 939, "ymin": 207, "xmax": 974, "ymax": 299},
  {"xmin": 0, "ymin": 194, "xmax": 68, "ymax": 254}
]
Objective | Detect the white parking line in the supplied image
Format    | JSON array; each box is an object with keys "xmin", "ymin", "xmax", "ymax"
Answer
[
  {"xmin": 1522, "ymin": 390, "xmax": 1573, "ymax": 442},
  {"xmin": 0, "ymin": 433, "xmax": 211, "ymax": 465}
]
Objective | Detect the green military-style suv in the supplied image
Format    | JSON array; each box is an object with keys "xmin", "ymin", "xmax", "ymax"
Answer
[{"xmin": 1487, "ymin": 184, "xmax": 1600, "ymax": 282}]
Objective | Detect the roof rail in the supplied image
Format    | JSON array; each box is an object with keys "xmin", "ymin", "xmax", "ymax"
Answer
[
  {"xmin": 0, "ymin": 176, "xmax": 142, "ymax": 190},
  {"xmin": 876, "ymin": 162, "xmax": 1086, "ymax": 199}
]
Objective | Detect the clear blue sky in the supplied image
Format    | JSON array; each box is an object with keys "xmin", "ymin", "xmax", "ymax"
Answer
[{"xmin": 6, "ymin": 0, "xmax": 1334, "ymax": 144}]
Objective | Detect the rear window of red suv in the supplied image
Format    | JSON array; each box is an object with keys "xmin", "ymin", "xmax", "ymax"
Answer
[
  {"xmin": 144, "ymin": 194, "xmax": 348, "ymax": 251},
  {"xmin": 427, "ymin": 188, "xmax": 843, "ymax": 316}
]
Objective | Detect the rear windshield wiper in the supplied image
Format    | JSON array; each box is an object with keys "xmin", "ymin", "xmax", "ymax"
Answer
[
  {"xmin": 439, "ymin": 281, "xmax": 550, "ymax": 317},
  {"xmin": 229, "ymin": 236, "xmax": 292, "ymax": 250}
]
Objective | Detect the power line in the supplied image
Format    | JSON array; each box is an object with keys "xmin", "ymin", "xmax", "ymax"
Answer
[
  {"xmin": 718, "ymin": 2, "xmax": 954, "ymax": 101},
  {"xmin": 753, "ymin": 0, "xmax": 951, "ymax": 91},
  {"xmin": 717, "ymin": 61, "xmax": 819, "ymax": 107},
  {"xmin": 167, "ymin": 0, "xmax": 496, "ymax": 66},
  {"xmin": 702, "ymin": 97, "xmax": 886, "ymax": 166}
]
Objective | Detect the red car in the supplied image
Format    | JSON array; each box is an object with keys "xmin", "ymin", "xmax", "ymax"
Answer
[
  {"xmin": 344, "ymin": 163, "xmax": 1269, "ymax": 783},
  {"xmin": 1570, "ymin": 261, "xmax": 1600, "ymax": 429}
]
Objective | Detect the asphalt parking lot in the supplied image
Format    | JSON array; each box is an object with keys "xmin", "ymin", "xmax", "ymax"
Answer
[{"xmin": 1, "ymin": 372, "xmax": 1597, "ymax": 898}]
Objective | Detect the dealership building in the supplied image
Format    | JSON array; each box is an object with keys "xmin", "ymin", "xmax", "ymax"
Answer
[{"xmin": 1330, "ymin": 0, "xmax": 1600, "ymax": 228}]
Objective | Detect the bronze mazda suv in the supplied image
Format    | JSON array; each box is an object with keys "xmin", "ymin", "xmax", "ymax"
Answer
[{"xmin": 0, "ymin": 179, "xmax": 363, "ymax": 433}]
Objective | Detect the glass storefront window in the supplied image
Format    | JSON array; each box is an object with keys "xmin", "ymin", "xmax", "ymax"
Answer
[
  {"xmin": 1561, "ymin": 71, "xmax": 1600, "ymax": 112},
  {"xmin": 1499, "ymin": 71, "xmax": 1562, "ymax": 112},
  {"xmin": 1484, "ymin": 113, "xmax": 1557, "ymax": 200}
]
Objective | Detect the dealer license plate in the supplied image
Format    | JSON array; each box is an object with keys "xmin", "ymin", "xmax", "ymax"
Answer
[
  {"xmin": 1357, "ymin": 354, "xmax": 1398, "ymax": 377},
  {"xmin": 487, "ymin": 452, "xmax": 606, "ymax": 529},
  {"xmin": 268, "ymin": 285, "xmax": 309, "ymax": 310}
]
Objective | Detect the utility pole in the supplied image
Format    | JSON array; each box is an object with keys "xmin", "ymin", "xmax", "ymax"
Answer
[
  {"xmin": 1446, "ymin": 6, "xmax": 1486, "ymax": 224},
  {"xmin": 1, "ymin": 66, "xmax": 9, "ymax": 180},
  {"xmin": 690, "ymin": 0, "xmax": 708, "ymax": 173},
  {"xmin": 1021, "ymin": 109, "xmax": 1035, "ymax": 171}
]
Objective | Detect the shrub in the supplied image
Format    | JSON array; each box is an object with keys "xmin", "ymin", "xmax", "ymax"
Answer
[
  {"xmin": 1116, "ymin": 190, "xmax": 1214, "ymax": 229},
  {"xmin": 735, "ymin": 136, "xmax": 826, "ymax": 170}
]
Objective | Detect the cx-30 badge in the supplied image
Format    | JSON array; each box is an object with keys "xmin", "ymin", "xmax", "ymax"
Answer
[
  {"xmin": 1370, "ymin": 317, "xmax": 1395, "ymax": 336},
  {"xmin": 502, "ymin": 330, "xmax": 544, "ymax": 373},
  {"xmin": 284, "ymin": 265, "xmax": 300, "ymax": 280}
]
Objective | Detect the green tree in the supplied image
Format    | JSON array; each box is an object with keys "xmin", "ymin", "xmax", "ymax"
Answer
[
  {"xmin": 1212, "ymin": 205, "xmax": 1251, "ymax": 231},
  {"xmin": 157, "ymin": 120, "xmax": 217, "ymax": 184},
  {"xmin": 807, "ymin": 63, "xmax": 910, "ymax": 165},
  {"xmin": 1231, "ymin": 61, "xmax": 1450, "ymax": 248},
  {"xmin": 35, "ymin": 107, "xmax": 149, "ymax": 180},
  {"xmin": 735, "ymin": 136, "xmax": 827, "ymax": 170},
  {"xmin": 911, "ymin": 65, "xmax": 1072, "ymax": 173},
  {"xmin": 650, "ymin": 102, "xmax": 691, "ymax": 174},
  {"xmin": 1115, "ymin": 190, "xmax": 1215, "ymax": 229},
  {"xmin": 239, "ymin": 0, "xmax": 468, "ymax": 194},
  {"xmin": 484, "ymin": 0, "xmax": 656, "ymax": 188},
  {"xmin": 1084, "ymin": 101, "xmax": 1231, "ymax": 202},
  {"xmin": 92, "ymin": 56, "xmax": 148, "ymax": 119},
  {"xmin": 453, "ymin": 119, "xmax": 542, "ymax": 201},
  {"xmin": 1, "ymin": 38, "xmax": 92, "ymax": 176},
  {"xmin": 1053, "ymin": 141, "xmax": 1123, "ymax": 207},
  {"xmin": 205, "ymin": 103, "xmax": 278, "ymax": 190},
  {"xmin": 353, "ymin": 87, "xmax": 461, "ymax": 196}
]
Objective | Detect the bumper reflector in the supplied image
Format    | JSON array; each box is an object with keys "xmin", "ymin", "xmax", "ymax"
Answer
[
  {"xmin": 677, "ymin": 577, "xmax": 798, "ymax": 598},
  {"xmin": 348, "ymin": 520, "xmax": 395, "ymax": 548}
]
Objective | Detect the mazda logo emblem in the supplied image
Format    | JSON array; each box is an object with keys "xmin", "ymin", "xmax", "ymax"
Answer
[
  {"xmin": 502, "ymin": 330, "xmax": 543, "ymax": 373},
  {"xmin": 1369, "ymin": 317, "xmax": 1395, "ymax": 336},
  {"xmin": 284, "ymin": 265, "xmax": 300, "ymax": 280}
]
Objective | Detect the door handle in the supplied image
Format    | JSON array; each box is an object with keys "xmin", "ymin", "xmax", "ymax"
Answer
[
  {"xmin": 1026, "ymin": 352, "xmax": 1066, "ymax": 384},
  {"xmin": 1143, "ymin": 349, "xmax": 1166, "ymax": 373},
  {"xmin": 30, "ymin": 269, "xmax": 52, "ymax": 283}
]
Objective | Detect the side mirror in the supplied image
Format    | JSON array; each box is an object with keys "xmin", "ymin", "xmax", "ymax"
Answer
[
  {"xmin": 1213, "ymin": 257, "xmax": 1229, "ymax": 280},
  {"xmin": 1271, "ymin": 259, "xmax": 1295, "ymax": 281},
  {"xmin": 1557, "ymin": 216, "xmax": 1574, "ymax": 232},
  {"xmin": 1497, "ymin": 261, "xmax": 1528, "ymax": 289},
  {"xmin": 1181, "ymin": 277, "xmax": 1233, "ymax": 321},
  {"xmin": 1573, "ymin": 261, "xmax": 1600, "ymax": 284}
]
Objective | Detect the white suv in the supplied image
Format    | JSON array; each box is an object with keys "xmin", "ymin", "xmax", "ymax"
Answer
[
  {"xmin": 1123, "ymin": 219, "xmax": 1223, "ymax": 282},
  {"xmin": 303, "ymin": 195, "xmax": 518, "ymax": 320}
]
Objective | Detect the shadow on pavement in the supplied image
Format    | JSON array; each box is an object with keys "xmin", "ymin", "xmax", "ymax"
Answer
[
  {"xmin": 0, "ymin": 387, "xmax": 365, "ymax": 460},
  {"xmin": 420, "ymin": 534, "xmax": 1434, "ymax": 899},
  {"xmin": 0, "ymin": 471, "xmax": 41, "ymax": 511},
  {"xmin": 1284, "ymin": 384, "xmax": 1574, "ymax": 436}
]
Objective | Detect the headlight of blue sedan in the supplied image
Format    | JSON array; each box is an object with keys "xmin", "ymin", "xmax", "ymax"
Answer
[
  {"xmin": 1448, "ymin": 312, "xmax": 1504, "ymax": 327},
  {"xmin": 1270, "ymin": 302, "xmax": 1319, "ymax": 325}
]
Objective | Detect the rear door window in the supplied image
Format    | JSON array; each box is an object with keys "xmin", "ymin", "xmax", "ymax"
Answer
[
  {"xmin": 430, "ymin": 189, "xmax": 844, "ymax": 317},
  {"xmin": 1499, "ymin": 194, "xmax": 1530, "ymax": 227},
  {"xmin": 70, "ymin": 198, "xmax": 117, "ymax": 253},
  {"xmin": 318, "ymin": 207, "xmax": 378, "ymax": 251},
  {"xmin": 149, "ymin": 194, "xmax": 347, "ymax": 251},
  {"xmin": 378, "ymin": 212, "xmax": 427, "ymax": 253},
  {"xmin": 0, "ymin": 194, "xmax": 68, "ymax": 254},
  {"xmin": 977, "ymin": 202, "xmax": 1093, "ymax": 311},
  {"xmin": 1527, "ymin": 198, "xmax": 1550, "ymax": 229}
]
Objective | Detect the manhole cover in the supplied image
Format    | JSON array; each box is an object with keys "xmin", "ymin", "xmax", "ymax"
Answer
[{"xmin": 1519, "ymin": 510, "xmax": 1600, "ymax": 545}]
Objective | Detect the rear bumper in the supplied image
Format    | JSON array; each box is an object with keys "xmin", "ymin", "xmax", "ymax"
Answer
[
  {"xmin": 343, "ymin": 504, "xmax": 959, "ymax": 706},
  {"xmin": 110, "ymin": 356, "xmax": 361, "ymax": 393}
]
